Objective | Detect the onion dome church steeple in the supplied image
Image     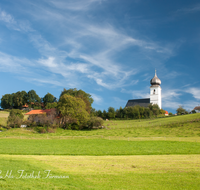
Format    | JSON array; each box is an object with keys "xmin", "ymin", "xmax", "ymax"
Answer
[
  {"xmin": 150, "ymin": 70, "xmax": 162, "ymax": 108},
  {"xmin": 150, "ymin": 70, "xmax": 161, "ymax": 86}
]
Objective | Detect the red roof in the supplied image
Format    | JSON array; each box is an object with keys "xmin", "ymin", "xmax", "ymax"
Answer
[
  {"xmin": 25, "ymin": 109, "xmax": 54, "ymax": 115},
  {"xmin": 165, "ymin": 111, "xmax": 168, "ymax": 115}
]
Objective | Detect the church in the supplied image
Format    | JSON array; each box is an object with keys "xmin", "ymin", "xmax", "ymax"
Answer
[{"xmin": 126, "ymin": 71, "xmax": 162, "ymax": 109}]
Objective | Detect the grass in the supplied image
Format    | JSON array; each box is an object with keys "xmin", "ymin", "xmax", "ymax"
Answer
[
  {"xmin": 0, "ymin": 139, "xmax": 200, "ymax": 155},
  {"xmin": 0, "ymin": 112, "xmax": 200, "ymax": 189},
  {"xmin": 1, "ymin": 113, "xmax": 200, "ymax": 138},
  {"xmin": 0, "ymin": 154, "xmax": 200, "ymax": 189}
]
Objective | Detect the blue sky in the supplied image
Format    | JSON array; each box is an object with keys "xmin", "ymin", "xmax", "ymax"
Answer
[{"xmin": 0, "ymin": 0, "xmax": 200, "ymax": 113}]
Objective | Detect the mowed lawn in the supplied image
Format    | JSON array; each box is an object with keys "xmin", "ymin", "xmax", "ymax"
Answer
[
  {"xmin": 0, "ymin": 154, "xmax": 200, "ymax": 189},
  {"xmin": 0, "ymin": 139, "xmax": 200, "ymax": 155}
]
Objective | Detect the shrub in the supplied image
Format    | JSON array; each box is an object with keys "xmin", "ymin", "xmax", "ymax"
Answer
[
  {"xmin": 35, "ymin": 127, "xmax": 46, "ymax": 133},
  {"xmin": 87, "ymin": 117, "xmax": 104, "ymax": 129},
  {"xmin": 7, "ymin": 109, "xmax": 24, "ymax": 128},
  {"xmin": 46, "ymin": 128, "xmax": 55, "ymax": 133}
]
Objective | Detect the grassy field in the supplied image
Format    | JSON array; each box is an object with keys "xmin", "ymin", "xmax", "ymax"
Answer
[
  {"xmin": 0, "ymin": 155, "xmax": 200, "ymax": 189},
  {"xmin": 0, "ymin": 111, "xmax": 200, "ymax": 189},
  {"xmin": 0, "ymin": 139, "xmax": 200, "ymax": 155}
]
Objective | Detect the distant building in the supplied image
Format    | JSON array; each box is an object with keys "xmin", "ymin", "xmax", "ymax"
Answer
[
  {"xmin": 194, "ymin": 106, "xmax": 200, "ymax": 113},
  {"xmin": 126, "ymin": 70, "xmax": 162, "ymax": 109}
]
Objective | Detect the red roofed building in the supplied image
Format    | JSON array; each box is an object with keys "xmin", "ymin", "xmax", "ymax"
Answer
[
  {"xmin": 165, "ymin": 110, "xmax": 169, "ymax": 116},
  {"xmin": 25, "ymin": 109, "xmax": 58, "ymax": 123},
  {"xmin": 25, "ymin": 109, "xmax": 55, "ymax": 115}
]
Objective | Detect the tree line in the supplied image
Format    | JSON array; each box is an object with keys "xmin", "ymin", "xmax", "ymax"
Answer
[
  {"xmin": 1, "ymin": 90, "xmax": 58, "ymax": 109},
  {"xmin": 91, "ymin": 104, "xmax": 166, "ymax": 120}
]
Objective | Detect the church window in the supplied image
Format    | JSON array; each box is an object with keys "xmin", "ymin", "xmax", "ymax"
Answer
[{"xmin": 153, "ymin": 89, "xmax": 156, "ymax": 94}]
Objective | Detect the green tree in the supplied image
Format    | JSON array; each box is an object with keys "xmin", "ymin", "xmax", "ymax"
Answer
[
  {"xmin": 7, "ymin": 109, "xmax": 24, "ymax": 128},
  {"xmin": 12, "ymin": 91, "xmax": 27, "ymax": 108},
  {"xmin": 26, "ymin": 90, "xmax": 41, "ymax": 104},
  {"xmin": 116, "ymin": 107, "xmax": 124, "ymax": 118},
  {"xmin": 43, "ymin": 92, "xmax": 56, "ymax": 106},
  {"xmin": 57, "ymin": 94, "xmax": 89, "ymax": 129},
  {"xmin": 176, "ymin": 106, "xmax": 187, "ymax": 115},
  {"xmin": 59, "ymin": 88, "xmax": 93, "ymax": 113},
  {"xmin": 148, "ymin": 104, "xmax": 160, "ymax": 116},
  {"xmin": 46, "ymin": 102, "xmax": 58, "ymax": 109},
  {"xmin": 97, "ymin": 110, "xmax": 103, "ymax": 118},
  {"xmin": 1, "ymin": 94, "xmax": 13, "ymax": 109},
  {"xmin": 107, "ymin": 107, "xmax": 115, "ymax": 119}
]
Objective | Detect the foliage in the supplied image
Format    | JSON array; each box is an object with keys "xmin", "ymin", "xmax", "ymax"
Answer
[
  {"xmin": 59, "ymin": 88, "xmax": 93, "ymax": 113},
  {"xmin": 35, "ymin": 126, "xmax": 47, "ymax": 133},
  {"xmin": 176, "ymin": 105, "xmax": 188, "ymax": 115},
  {"xmin": 9, "ymin": 109, "xmax": 24, "ymax": 119},
  {"xmin": 1, "ymin": 94, "xmax": 13, "ymax": 109},
  {"xmin": 43, "ymin": 92, "xmax": 57, "ymax": 106},
  {"xmin": 169, "ymin": 112, "xmax": 173, "ymax": 116},
  {"xmin": 191, "ymin": 109, "xmax": 196, "ymax": 114},
  {"xmin": 58, "ymin": 94, "xmax": 89, "ymax": 129},
  {"xmin": 107, "ymin": 107, "xmax": 115, "ymax": 119},
  {"xmin": 7, "ymin": 109, "xmax": 24, "ymax": 128},
  {"xmin": 26, "ymin": 90, "xmax": 41, "ymax": 105},
  {"xmin": 87, "ymin": 117, "xmax": 104, "ymax": 129},
  {"xmin": 45, "ymin": 102, "xmax": 58, "ymax": 109},
  {"xmin": 12, "ymin": 91, "xmax": 27, "ymax": 108},
  {"xmin": 1, "ymin": 90, "xmax": 41, "ymax": 109}
]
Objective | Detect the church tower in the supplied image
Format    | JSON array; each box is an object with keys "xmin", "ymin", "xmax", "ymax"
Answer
[{"xmin": 150, "ymin": 70, "xmax": 162, "ymax": 108}]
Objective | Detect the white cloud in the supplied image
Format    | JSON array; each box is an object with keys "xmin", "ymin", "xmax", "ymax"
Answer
[
  {"xmin": 0, "ymin": 2, "xmax": 181, "ymax": 91},
  {"xmin": 185, "ymin": 87, "xmax": 200, "ymax": 100},
  {"xmin": 49, "ymin": 0, "xmax": 105, "ymax": 11},
  {"xmin": 176, "ymin": 4, "xmax": 200, "ymax": 14},
  {"xmin": 0, "ymin": 10, "xmax": 32, "ymax": 32},
  {"xmin": 0, "ymin": 10, "xmax": 15, "ymax": 23},
  {"xmin": 162, "ymin": 89, "xmax": 182, "ymax": 100},
  {"xmin": 90, "ymin": 93, "xmax": 103, "ymax": 105}
]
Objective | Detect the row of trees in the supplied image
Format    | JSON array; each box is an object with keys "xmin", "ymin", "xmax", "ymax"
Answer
[
  {"xmin": 1, "ymin": 88, "xmax": 94, "ymax": 112},
  {"xmin": 1, "ymin": 90, "xmax": 57, "ymax": 109},
  {"xmin": 91, "ymin": 104, "xmax": 165, "ymax": 120}
]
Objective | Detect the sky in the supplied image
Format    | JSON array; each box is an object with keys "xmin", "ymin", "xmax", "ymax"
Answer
[{"xmin": 0, "ymin": 0, "xmax": 200, "ymax": 113}]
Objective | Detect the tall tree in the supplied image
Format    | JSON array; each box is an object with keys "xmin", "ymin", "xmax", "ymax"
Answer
[
  {"xmin": 1, "ymin": 94, "xmax": 13, "ymax": 109},
  {"xmin": 59, "ymin": 88, "xmax": 93, "ymax": 113},
  {"xmin": 57, "ymin": 94, "xmax": 89, "ymax": 129},
  {"xmin": 107, "ymin": 107, "xmax": 115, "ymax": 119},
  {"xmin": 26, "ymin": 90, "xmax": 41, "ymax": 104},
  {"xmin": 43, "ymin": 92, "xmax": 56, "ymax": 106},
  {"xmin": 12, "ymin": 91, "xmax": 27, "ymax": 108}
]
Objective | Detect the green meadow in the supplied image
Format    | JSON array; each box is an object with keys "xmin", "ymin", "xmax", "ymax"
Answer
[{"xmin": 0, "ymin": 111, "xmax": 200, "ymax": 189}]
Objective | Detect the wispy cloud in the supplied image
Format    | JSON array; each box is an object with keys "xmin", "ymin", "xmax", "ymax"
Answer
[
  {"xmin": 0, "ymin": 2, "xmax": 180, "ymax": 91},
  {"xmin": 176, "ymin": 4, "xmax": 200, "ymax": 14},
  {"xmin": 185, "ymin": 87, "xmax": 200, "ymax": 100},
  {"xmin": 0, "ymin": 10, "xmax": 32, "ymax": 32},
  {"xmin": 90, "ymin": 93, "xmax": 103, "ymax": 105},
  {"xmin": 0, "ymin": 10, "xmax": 15, "ymax": 23},
  {"xmin": 48, "ymin": 0, "xmax": 105, "ymax": 11}
]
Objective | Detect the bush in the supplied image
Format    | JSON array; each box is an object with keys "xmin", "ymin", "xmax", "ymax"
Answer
[
  {"xmin": 7, "ymin": 109, "xmax": 24, "ymax": 128},
  {"xmin": 46, "ymin": 128, "xmax": 55, "ymax": 133},
  {"xmin": 87, "ymin": 117, "xmax": 104, "ymax": 129},
  {"xmin": 35, "ymin": 127, "xmax": 46, "ymax": 133}
]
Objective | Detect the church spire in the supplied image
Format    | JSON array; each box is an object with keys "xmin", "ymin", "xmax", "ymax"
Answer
[{"xmin": 150, "ymin": 70, "xmax": 161, "ymax": 86}]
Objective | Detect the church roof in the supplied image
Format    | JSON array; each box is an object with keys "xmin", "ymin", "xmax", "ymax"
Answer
[
  {"xmin": 150, "ymin": 70, "xmax": 161, "ymax": 86},
  {"xmin": 194, "ymin": 106, "xmax": 200, "ymax": 110},
  {"xmin": 125, "ymin": 98, "xmax": 150, "ymax": 107}
]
